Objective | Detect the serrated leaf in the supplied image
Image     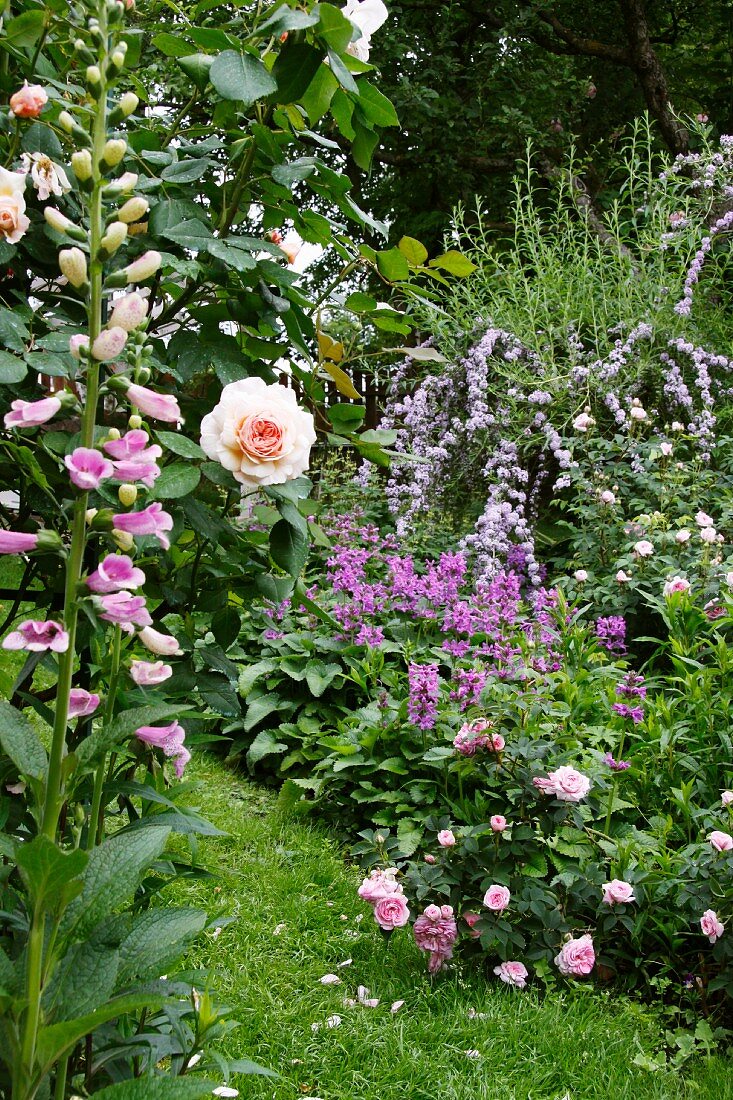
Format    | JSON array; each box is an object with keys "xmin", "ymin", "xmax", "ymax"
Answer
[
  {"xmin": 247, "ymin": 729, "xmax": 288, "ymax": 765},
  {"xmin": 0, "ymin": 700, "xmax": 48, "ymax": 778},
  {"xmin": 117, "ymin": 907, "xmax": 206, "ymax": 983},
  {"xmin": 305, "ymin": 660, "xmax": 341, "ymax": 697},
  {"xmin": 155, "ymin": 432, "xmax": 205, "ymax": 460},
  {"xmin": 153, "ymin": 463, "xmax": 201, "ymax": 499},
  {"xmin": 244, "ymin": 695, "xmax": 283, "ymax": 732},
  {"xmin": 0, "ymin": 349, "xmax": 28, "ymax": 383},
  {"xmin": 92, "ymin": 1080, "xmax": 216, "ymax": 1099},
  {"xmin": 43, "ymin": 942, "xmax": 119, "ymax": 1023},
  {"xmin": 16, "ymin": 835, "xmax": 87, "ymax": 911}
]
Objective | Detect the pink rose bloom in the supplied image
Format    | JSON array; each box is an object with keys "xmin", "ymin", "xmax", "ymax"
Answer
[
  {"xmin": 494, "ymin": 961, "xmax": 528, "ymax": 989},
  {"xmin": 0, "ymin": 531, "xmax": 38, "ymax": 554},
  {"xmin": 695, "ymin": 510, "xmax": 714, "ymax": 528},
  {"xmin": 490, "ymin": 815, "xmax": 507, "ymax": 833},
  {"xmin": 722, "ymin": 791, "xmax": 733, "ymax": 807},
  {"xmin": 4, "ymin": 396, "xmax": 62, "ymax": 429},
  {"xmin": 97, "ymin": 591, "xmax": 152, "ymax": 633},
  {"xmin": 126, "ymin": 383, "xmax": 182, "ymax": 423},
  {"xmin": 663, "ymin": 576, "xmax": 690, "ymax": 597},
  {"xmin": 708, "ymin": 830, "xmax": 733, "ymax": 851},
  {"xmin": 65, "ymin": 447, "xmax": 113, "ymax": 491},
  {"xmin": 138, "ymin": 625, "xmax": 183, "ymax": 655},
  {"xmin": 10, "ymin": 82, "xmax": 48, "ymax": 118},
  {"xmin": 700, "ymin": 909, "xmax": 725, "ymax": 943},
  {"xmin": 130, "ymin": 659, "xmax": 173, "ymax": 686},
  {"xmin": 373, "ymin": 893, "xmax": 410, "ymax": 930},
  {"xmin": 86, "ymin": 554, "xmax": 145, "ymax": 593},
  {"xmin": 358, "ymin": 868, "xmax": 403, "ymax": 904},
  {"xmin": 437, "ymin": 829, "xmax": 456, "ymax": 848},
  {"xmin": 413, "ymin": 904, "xmax": 458, "ymax": 962},
  {"xmin": 633, "ymin": 539, "xmax": 654, "ymax": 558},
  {"xmin": 574, "ymin": 569, "xmax": 588, "ymax": 582},
  {"xmin": 700, "ymin": 526, "xmax": 718, "ymax": 544},
  {"xmin": 601, "ymin": 879, "xmax": 635, "ymax": 906},
  {"xmin": 533, "ymin": 765, "xmax": 591, "ymax": 802},
  {"xmin": 463, "ymin": 912, "xmax": 482, "ymax": 938},
  {"xmin": 483, "ymin": 884, "xmax": 511, "ymax": 912},
  {"xmin": 600, "ymin": 490, "xmax": 615, "ymax": 505},
  {"xmin": 113, "ymin": 502, "xmax": 174, "ymax": 549},
  {"xmin": 554, "ymin": 934, "xmax": 595, "ymax": 977},
  {"xmin": 3, "ymin": 619, "xmax": 69, "ymax": 652},
  {"xmin": 424, "ymin": 853, "xmax": 436, "ymax": 864},
  {"xmin": 68, "ymin": 688, "xmax": 100, "ymax": 719},
  {"xmin": 0, "ymin": 166, "xmax": 29, "ymax": 244},
  {"xmin": 675, "ymin": 529, "xmax": 691, "ymax": 544},
  {"xmin": 488, "ymin": 733, "xmax": 505, "ymax": 751}
]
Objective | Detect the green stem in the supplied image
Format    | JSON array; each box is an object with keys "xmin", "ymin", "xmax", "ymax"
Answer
[
  {"xmin": 161, "ymin": 90, "xmax": 198, "ymax": 149},
  {"xmin": 53, "ymin": 1056, "xmax": 68, "ymax": 1100},
  {"xmin": 15, "ymin": 909, "xmax": 45, "ymax": 1098},
  {"xmin": 88, "ymin": 626, "xmax": 122, "ymax": 848}
]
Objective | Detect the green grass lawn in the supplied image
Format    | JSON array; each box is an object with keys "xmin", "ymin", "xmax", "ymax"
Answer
[{"xmin": 170, "ymin": 753, "xmax": 733, "ymax": 1100}]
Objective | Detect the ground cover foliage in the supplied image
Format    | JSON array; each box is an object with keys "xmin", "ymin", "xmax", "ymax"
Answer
[{"xmin": 171, "ymin": 753, "xmax": 733, "ymax": 1099}]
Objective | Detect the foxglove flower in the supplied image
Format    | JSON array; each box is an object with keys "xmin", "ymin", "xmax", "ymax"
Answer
[
  {"xmin": 138, "ymin": 625, "xmax": 182, "ymax": 655},
  {"xmin": 65, "ymin": 447, "xmax": 114, "ymax": 490},
  {"xmin": 4, "ymin": 395, "xmax": 62, "ymax": 428},
  {"xmin": 112, "ymin": 502, "xmax": 174, "ymax": 549},
  {"xmin": 97, "ymin": 591, "xmax": 152, "ymax": 632},
  {"xmin": 68, "ymin": 688, "xmax": 100, "ymax": 719},
  {"xmin": 86, "ymin": 554, "xmax": 145, "ymax": 593},
  {"xmin": 3, "ymin": 619, "xmax": 69, "ymax": 652},
  {"xmin": 129, "ymin": 658, "xmax": 173, "ymax": 685}
]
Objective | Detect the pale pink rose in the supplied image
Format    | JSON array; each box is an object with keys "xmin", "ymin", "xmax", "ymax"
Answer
[
  {"xmin": 357, "ymin": 868, "xmax": 402, "ymax": 904},
  {"xmin": 493, "ymin": 961, "xmax": 528, "ymax": 989},
  {"xmin": 660, "ymin": 441, "xmax": 673, "ymax": 456},
  {"xmin": 129, "ymin": 658, "xmax": 173, "ymax": 686},
  {"xmin": 633, "ymin": 539, "xmax": 654, "ymax": 558},
  {"xmin": 490, "ymin": 814, "xmax": 507, "ymax": 833},
  {"xmin": 533, "ymin": 765, "xmax": 591, "ymax": 802},
  {"xmin": 68, "ymin": 688, "xmax": 100, "ymax": 719},
  {"xmin": 437, "ymin": 829, "xmax": 456, "ymax": 848},
  {"xmin": 700, "ymin": 909, "xmax": 725, "ymax": 943},
  {"xmin": 488, "ymin": 733, "xmax": 505, "ymax": 751},
  {"xmin": 86, "ymin": 554, "xmax": 145, "ymax": 593},
  {"xmin": 424, "ymin": 853, "xmax": 436, "ymax": 864},
  {"xmin": 616, "ymin": 570, "xmax": 631, "ymax": 584},
  {"xmin": 200, "ymin": 377, "xmax": 316, "ymax": 489},
  {"xmin": 554, "ymin": 934, "xmax": 595, "ymax": 977},
  {"xmin": 695, "ymin": 510, "xmax": 714, "ymax": 528},
  {"xmin": 373, "ymin": 893, "xmax": 410, "ymax": 930},
  {"xmin": 10, "ymin": 82, "xmax": 47, "ymax": 118},
  {"xmin": 572, "ymin": 412, "xmax": 594, "ymax": 432},
  {"xmin": 629, "ymin": 401, "xmax": 647, "ymax": 421},
  {"xmin": 722, "ymin": 791, "xmax": 733, "ymax": 807},
  {"xmin": 601, "ymin": 879, "xmax": 635, "ymax": 906},
  {"xmin": 675, "ymin": 529, "xmax": 691, "ymax": 544},
  {"xmin": 4, "ymin": 396, "xmax": 61, "ymax": 429},
  {"xmin": 0, "ymin": 166, "xmax": 30, "ymax": 243},
  {"xmin": 700, "ymin": 526, "xmax": 717, "ymax": 544},
  {"xmin": 574, "ymin": 569, "xmax": 588, "ymax": 582},
  {"xmin": 600, "ymin": 490, "xmax": 615, "ymax": 505},
  {"xmin": 463, "ymin": 912, "xmax": 482, "ymax": 938},
  {"xmin": 413, "ymin": 904, "xmax": 458, "ymax": 965},
  {"xmin": 663, "ymin": 576, "xmax": 690, "ymax": 597},
  {"xmin": 126, "ymin": 383, "xmax": 182, "ymax": 423},
  {"xmin": 3, "ymin": 619, "xmax": 69, "ymax": 652},
  {"xmin": 65, "ymin": 447, "xmax": 114, "ymax": 490},
  {"xmin": 137, "ymin": 625, "xmax": 183, "ymax": 656},
  {"xmin": 483, "ymin": 884, "xmax": 511, "ymax": 912},
  {"xmin": 708, "ymin": 830, "xmax": 733, "ymax": 851}
]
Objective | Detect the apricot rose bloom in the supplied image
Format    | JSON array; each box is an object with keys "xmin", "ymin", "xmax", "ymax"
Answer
[
  {"xmin": 9, "ymin": 82, "xmax": 47, "ymax": 118},
  {"xmin": 200, "ymin": 377, "xmax": 316, "ymax": 489},
  {"xmin": 0, "ymin": 167, "xmax": 30, "ymax": 244}
]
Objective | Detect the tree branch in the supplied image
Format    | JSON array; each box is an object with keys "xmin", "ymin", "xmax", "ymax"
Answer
[{"xmin": 536, "ymin": 9, "xmax": 630, "ymax": 64}]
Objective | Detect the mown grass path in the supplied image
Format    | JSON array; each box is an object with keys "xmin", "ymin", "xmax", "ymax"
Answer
[{"xmin": 175, "ymin": 754, "xmax": 731, "ymax": 1099}]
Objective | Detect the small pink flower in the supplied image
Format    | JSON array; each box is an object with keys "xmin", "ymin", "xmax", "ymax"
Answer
[
  {"xmin": 722, "ymin": 790, "xmax": 733, "ymax": 807},
  {"xmin": 0, "ymin": 531, "xmax": 38, "ymax": 554},
  {"xmin": 483, "ymin": 884, "xmax": 510, "ymax": 912},
  {"xmin": 10, "ymin": 82, "xmax": 47, "ymax": 118},
  {"xmin": 68, "ymin": 688, "xmax": 100, "ymax": 719},
  {"xmin": 463, "ymin": 912, "xmax": 482, "ymax": 938},
  {"xmin": 108, "ymin": 292, "xmax": 148, "ymax": 332},
  {"xmin": 695, "ymin": 510, "xmax": 714, "ymax": 528},
  {"xmin": 675, "ymin": 529, "xmax": 691, "ymax": 544},
  {"xmin": 700, "ymin": 526, "xmax": 718, "ymax": 544},
  {"xmin": 3, "ymin": 619, "xmax": 69, "ymax": 652},
  {"xmin": 700, "ymin": 909, "xmax": 725, "ymax": 943},
  {"xmin": 663, "ymin": 576, "xmax": 690, "ymax": 597},
  {"xmin": 126, "ymin": 383, "xmax": 182, "ymax": 423},
  {"xmin": 493, "ymin": 961, "xmax": 528, "ymax": 989},
  {"xmin": 600, "ymin": 490, "xmax": 615, "ymax": 505},
  {"xmin": 601, "ymin": 879, "xmax": 635, "ymax": 905},
  {"xmin": 633, "ymin": 539, "xmax": 654, "ymax": 558},
  {"xmin": 437, "ymin": 829, "xmax": 456, "ymax": 848},
  {"xmin": 660, "ymin": 441, "xmax": 673, "ymax": 456},
  {"xmin": 138, "ymin": 625, "xmax": 183, "ymax": 655},
  {"xmin": 488, "ymin": 733, "xmax": 505, "ymax": 751},
  {"xmin": 358, "ymin": 868, "xmax": 402, "ymax": 904},
  {"xmin": 129, "ymin": 659, "xmax": 173, "ymax": 685},
  {"xmin": 490, "ymin": 815, "xmax": 507, "ymax": 833},
  {"xmin": 69, "ymin": 334, "xmax": 90, "ymax": 359},
  {"xmin": 110, "ymin": 458, "xmax": 161, "ymax": 487},
  {"xmin": 574, "ymin": 569, "xmax": 588, "ymax": 582},
  {"xmin": 554, "ymin": 934, "xmax": 595, "ymax": 977},
  {"xmin": 97, "ymin": 591, "xmax": 152, "ymax": 632},
  {"xmin": 708, "ymin": 830, "xmax": 733, "ymax": 851},
  {"xmin": 103, "ymin": 429, "xmax": 157, "ymax": 460},
  {"xmin": 4, "ymin": 396, "xmax": 61, "ymax": 429},
  {"xmin": 616, "ymin": 569, "xmax": 631, "ymax": 584},
  {"xmin": 413, "ymin": 904, "xmax": 458, "ymax": 963},
  {"xmin": 112, "ymin": 502, "xmax": 174, "ymax": 549},
  {"xmin": 424, "ymin": 853, "xmax": 436, "ymax": 864},
  {"xmin": 65, "ymin": 447, "xmax": 113, "ymax": 490},
  {"xmin": 533, "ymin": 765, "xmax": 591, "ymax": 802},
  {"xmin": 373, "ymin": 893, "xmax": 410, "ymax": 930},
  {"xmin": 135, "ymin": 719, "xmax": 189, "ymax": 776},
  {"xmin": 86, "ymin": 554, "xmax": 145, "ymax": 593}
]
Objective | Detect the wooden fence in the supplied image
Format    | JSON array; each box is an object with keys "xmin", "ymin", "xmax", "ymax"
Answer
[{"xmin": 279, "ymin": 367, "xmax": 388, "ymax": 430}]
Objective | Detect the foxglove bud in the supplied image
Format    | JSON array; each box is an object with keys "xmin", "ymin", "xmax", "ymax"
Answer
[
  {"xmin": 109, "ymin": 291, "xmax": 147, "ymax": 332},
  {"xmin": 124, "ymin": 250, "xmax": 162, "ymax": 283},
  {"xmin": 105, "ymin": 171, "xmax": 138, "ymax": 198},
  {"xmin": 71, "ymin": 149, "xmax": 93, "ymax": 181},
  {"xmin": 110, "ymin": 49, "xmax": 126, "ymax": 70},
  {"xmin": 69, "ymin": 333, "xmax": 90, "ymax": 359},
  {"xmin": 86, "ymin": 65, "xmax": 102, "ymax": 85},
  {"xmin": 44, "ymin": 207, "xmax": 72, "ymax": 233},
  {"xmin": 119, "ymin": 91, "xmax": 138, "ymax": 116},
  {"xmin": 112, "ymin": 527, "xmax": 135, "ymax": 551},
  {"xmin": 59, "ymin": 111, "xmax": 92, "ymax": 147},
  {"xmin": 89, "ymin": 508, "xmax": 114, "ymax": 531},
  {"xmin": 128, "ymin": 414, "xmax": 143, "ymax": 429},
  {"xmin": 136, "ymin": 366, "xmax": 151, "ymax": 384},
  {"xmin": 118, "ymin": 483, "xmax": 137, "ymax": 507},
  {"xmin": 106, "ymin": 427, "xmax": 122, "ymax": 441},
  {"xmin": 100, "ymin": 220, "xmax": 128, "ymax": 256},
  {"xmin": 59, "ymin": 247, "xmax": 88, "ymax": 288},
  {"xmin": 74, "ymin": 37, "xmax": 95, "ymax": 60},
  {"xmin": 102, "ymin": 139, "xmax": 127, "ymax": 167},
  {"xmin": 92, "ymin": 326, "xmax": 128, "ymax": 361},
  {"xmin": 117, "ymin": 196, "xmax": 149, "ymax": 224},
  {"xmin": 85, "ymin": 508, "xmax": 98, "ymax": 524},
  {"xmin": 58, "ymin": 110, "xmax": 74, "ymax": 133}
]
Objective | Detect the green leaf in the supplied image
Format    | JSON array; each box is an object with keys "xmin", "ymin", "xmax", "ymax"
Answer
[
  {"xmin": 356, "ymin": 81, "xmax": 400, "ymax": 127},
  {"xmin": 117, "ymin": 907, "xmax": 206, "ymax": 983},
  {"xmin": 327, "ymin": 49, "xmax": 358, "ymax": 93},
  {"xmin": 90, "ymin": 1081, "xmax": 216, "ymax": 1100},
  {"xmin": 376, "ymin": 247, "xmax": 410, "ymax": 282},
  {"xmin": 300, "ymin": 64, "xmax": 339, "ymax": 124},
  {"xmin": 428, "ymin": 249, "xmax": 477, "ymax": 276},
  {"xmin": 272, "ymin": 43, "xmax": 324, "ymax": 105},
  {"xmin": 397, "ymin": 236, "xmax": 428, "ymax": 266},
  {"xmin": 210, "ymin": 50, "xmax": 277, "ymax": 105},
  {"xmin": 315, "ymin": 3, "xmax": 354, "ymax": 52},
  {"xmin": 521, "ymin": 851, "xmax": 549, "ymax": 878},
  {"xmin": 15, "ymin": 836, "xmax": 87, "ymax": 911},
  {"xmin": 327, "ymin": 403, "xmax": 365, "ymax": 432},
  {"xmin": 177, "ymin": 53, "xmax": 214, "ymax": 90},
  {"xmin": 257, "ymin": 5, "xmax": 320, "ymax": 35},
  {"xmin": 43, "ymin": 942, "xmax": 119, "ymax": 1023},
  {"xmin": 211, "ymin": 607, "xmax": 241, "ymax": 649},
  {"xmin": 247, "ymin": 729, "xmax": 288, "ymax": 765},
  {"xmin": 160, "ymin": 218, "xmax": 213, "ymax": 249},
  {"xmin": 244, "ymin": 695, "xmax": 283, "ymax": 732},
  {"xmin": 344, "ymin": 291, "xmax": 377, "ymax": 312},
  {"xmin": 272, "ymin": 158, "xmax": 318, "ymax": 186},
  {"xmin": 154, "ymin": 464, "xmax": 201, "ymax": 499},
  {"xmin": 4, "ymin": 9, "xmax": 45, "ymax": 47},
  {"xmin": 161, "ymin": 158, "xmax": 211, "ymax": 184},
  {"xmin": 0, "ymin": 700, "xmax": 48, "ymax": 779},
  {"xmin": 396, "ymin": 819, "xmax": 423, "ymax": 857},
  {"xmin": 305, "ymin": 660, "xmax": 341, "ymax": 697},
  {"xmin": 60, "ymin": 827, "xmax": 171, "ymax": 940},
  {"xmin": 0, "ymin": 349, "xmax": 28, "ymax": 384},
  {"xmin": 351, "ymin": 121, "xmax": 378, "ymax": 170},
  {"xmin": 197, "ymin": 672, "xmax": 241, "ymax": 717},
  {"xmin": 270, "ymin": 518, "xmax": 309, "ymax": 576},
  {"xmin": 0, "ymin": 307, "xmax": 29, "ymax": 351},
  {"xmin": 206, "ymin": 238, "xmax": 258, "ymax": 272},
  {"xmin": 155, "ymin": 432, "xmax": 205, "ymax": 460},
  {"xmin": 21, "ymin": 122, "xmax": 63, "ymax": 160},
  {"xmin": 151, "ymin": 32, "xmax": 194, "ymax": 57}
]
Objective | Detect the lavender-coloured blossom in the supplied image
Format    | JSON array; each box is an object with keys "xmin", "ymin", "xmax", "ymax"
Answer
[
  {"xmin": 595, "ymin": 616, "xmax": 626, "ymax": 654},
  {"xmin": 408, "ymin": 663, "xmax": 440, "ymax": 730}
]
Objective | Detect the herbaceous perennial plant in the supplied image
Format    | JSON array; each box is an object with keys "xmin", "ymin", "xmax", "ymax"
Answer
[{"xmin": 0, "ymin": 2, "xmax": 316, "ymax": 1096}]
